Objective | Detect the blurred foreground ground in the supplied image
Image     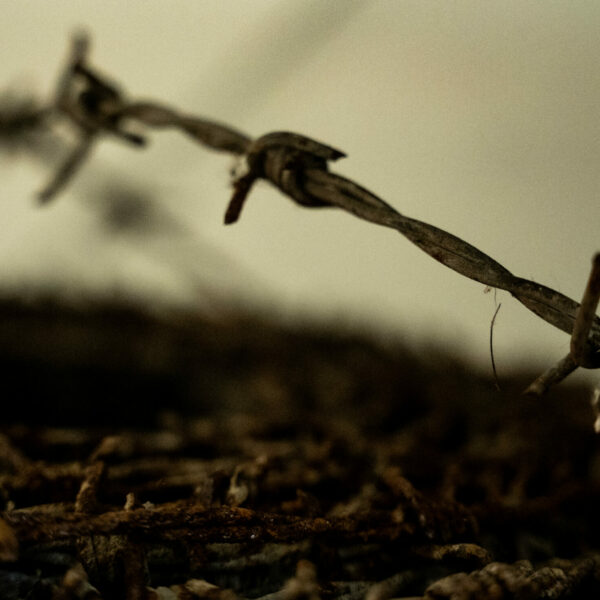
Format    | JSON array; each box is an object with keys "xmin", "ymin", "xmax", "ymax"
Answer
[{"xmin": 1, "ymin": 297, "xmax": 600, "ymax": 599}]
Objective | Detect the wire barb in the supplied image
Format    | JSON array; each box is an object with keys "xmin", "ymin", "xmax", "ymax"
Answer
[{"xmin": 224, "ymin": 131, "xmax": 346, "ymax": 223}]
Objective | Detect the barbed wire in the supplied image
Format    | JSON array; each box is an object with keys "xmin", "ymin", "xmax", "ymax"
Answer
[{"xmin": 15, "ymin": 33, "xmax": 600, "ymax": 396}]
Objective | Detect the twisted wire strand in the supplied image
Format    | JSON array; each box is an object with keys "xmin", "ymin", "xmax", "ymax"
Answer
[{"xmin": 34, "ymin": 34, "xmax": 600, "ymax": 395}]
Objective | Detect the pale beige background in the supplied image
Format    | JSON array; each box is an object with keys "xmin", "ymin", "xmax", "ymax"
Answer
[{"xmin": 1, "ymin": 1, "xmax": 599, "ymax": 382}]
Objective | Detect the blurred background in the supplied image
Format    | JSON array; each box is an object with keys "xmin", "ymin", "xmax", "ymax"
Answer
[{"xmin": 1, "ymin": 0, "xmax": 599, "ymax": 381}]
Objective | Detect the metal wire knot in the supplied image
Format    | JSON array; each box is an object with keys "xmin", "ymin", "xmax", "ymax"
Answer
[{"xmin": 225, "ymin": 132, "xmax": 346, "ymax": 224}]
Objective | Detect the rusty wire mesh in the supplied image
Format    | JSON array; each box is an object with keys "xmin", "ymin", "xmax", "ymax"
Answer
[{"xmin": 1, "ymin": 299, "xmax": 600, "ymax": 598}]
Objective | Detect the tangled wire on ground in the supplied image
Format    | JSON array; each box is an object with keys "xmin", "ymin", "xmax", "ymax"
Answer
[
  {"xmin": 1, "ymin": 297, "xmax": 600, "ymax": 599},
  {"xmin": 8, "ymin": 33, "xmax": 600, "ymax": 399}
]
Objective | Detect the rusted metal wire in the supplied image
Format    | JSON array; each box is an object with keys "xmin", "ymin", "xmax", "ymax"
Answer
[
  {"xmin": 1, "ymin": 294, "xmax": 600, "ymax": 597},
  {"xmin": 12, "ymin": 33, "xmax": 600, "ymax": 395}
]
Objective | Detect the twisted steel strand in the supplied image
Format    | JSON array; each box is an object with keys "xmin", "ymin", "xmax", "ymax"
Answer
[{"xmin": 35, "ymin": 33, "xmax": 600, "ymax": 395}]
